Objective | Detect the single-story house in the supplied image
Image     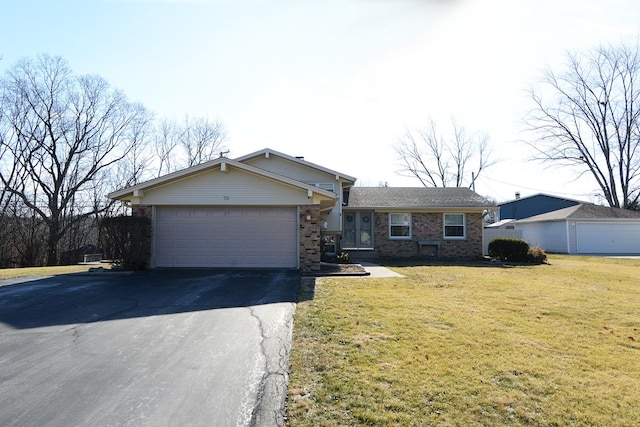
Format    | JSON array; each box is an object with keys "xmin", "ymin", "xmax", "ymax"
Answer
[
  {"xmin": 108, "ymin": 148, "xmax": 495, "ymax": 270},
  {"xmin": 498, "ymin": 193, "xmax": 582, "ymax": 220},
  {"xmin": 515, "ymin": 203, "xmax": 640, "ymax": 254}
]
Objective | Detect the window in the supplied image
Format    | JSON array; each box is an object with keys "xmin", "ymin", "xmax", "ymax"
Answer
[
  {"xmin": 444, "ymin": 213, "xmax": 465, "ymax": 239},
  {"xmin": 389, "ymin": 213, "xmax": 411, "ymax": 239},
  {"xmin": 315, "ymin": 183, "xmax": 335, "ymax": 192},
  {"xmin": 322, "ymin": 234, "xmax": 337, "ymax": 255}
]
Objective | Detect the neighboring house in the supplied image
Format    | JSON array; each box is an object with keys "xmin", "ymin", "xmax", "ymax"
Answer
[
  {"xmin": 498, "ymin": 193, "xmax": 582, "ymax": 220},
  {"xmin": 515, "ymin": 203, "xmax": 640, "ymax": 254},
  {"xmin": 108, "ymin": 148, "xmax": 495, "ymax": 270}
]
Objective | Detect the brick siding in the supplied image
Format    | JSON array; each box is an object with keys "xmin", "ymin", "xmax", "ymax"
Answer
[
  {"xmin": 373, "ymin": 212, "xmax": 484, "ymax": 259},
  {"xmin": 299, "ymin": 205, "xmax": 321, "ymax": 271}
]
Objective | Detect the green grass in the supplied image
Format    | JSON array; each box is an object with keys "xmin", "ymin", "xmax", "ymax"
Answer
[
  {"xmin": 0, "ymin": 265, "xmax": 95, "ymax": 280},
  {"xmin": 287, "ymin": 256, "xmax": 640, "ymax": 426}
]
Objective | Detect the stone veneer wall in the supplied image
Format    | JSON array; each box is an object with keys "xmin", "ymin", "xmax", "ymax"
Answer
[
  {"xmin": 374, "ymin": 212, "xmax": 484, "ymax": 259},
  {"xmin": 299, "ymin": 205, "xmax": 321, "ymax": 271}
]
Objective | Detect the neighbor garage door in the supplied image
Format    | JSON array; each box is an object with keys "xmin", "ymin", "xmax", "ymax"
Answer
[
  {"xmin": 155, "ymin": 207, "xmax": 297, "ymax": 268},
  {"xmin": 576, "ymin": 222, "xmax": 640, "ymax": 254}
]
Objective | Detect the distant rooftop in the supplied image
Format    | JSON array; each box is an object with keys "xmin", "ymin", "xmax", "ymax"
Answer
[{"xmin": 517, "ymin": 203, "xmax": 640, "ymax": 222}]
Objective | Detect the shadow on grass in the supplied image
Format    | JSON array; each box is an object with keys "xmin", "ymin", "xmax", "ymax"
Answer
[
  {"xmin": 374, "ymin": 258, "xmax": 550, "ymax": 269},
  {"xmin": 297, "ymin": 277, "xmax": 316, "ymax": 302}
]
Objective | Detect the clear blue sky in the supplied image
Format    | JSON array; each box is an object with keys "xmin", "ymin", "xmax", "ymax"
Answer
[{"xmin": 2, "ymin": 0, "xmax": 639, "ymax": 202}]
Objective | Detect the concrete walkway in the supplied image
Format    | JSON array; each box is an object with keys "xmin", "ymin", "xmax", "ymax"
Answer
[{"xmin": 360, "ymin": 262, "xmax": 404, "ymax": 278}]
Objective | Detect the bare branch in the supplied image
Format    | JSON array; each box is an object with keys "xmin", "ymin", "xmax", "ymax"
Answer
[
  {"xmin": 526, "ymin": 41, "xmax": 640, "ymax": 208},
  {"xmin": 395, "ymin": 116, "xmax": 495, "ymax": 188}
]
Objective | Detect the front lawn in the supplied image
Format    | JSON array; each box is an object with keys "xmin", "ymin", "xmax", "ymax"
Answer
[{"xmin": 287, "ymin": 256, "xmax": 640, "ymax": 426}]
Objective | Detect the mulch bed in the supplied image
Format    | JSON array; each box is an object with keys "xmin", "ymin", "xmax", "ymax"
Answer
[{"xmin": 315, "ymin": 262, "xmax": 370, "ymax": 276}]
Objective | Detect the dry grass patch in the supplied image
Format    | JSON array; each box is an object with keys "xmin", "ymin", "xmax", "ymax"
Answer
[
  {"xmin": 287, "ymin": 256, "xmax": 640, "ymax": 426},
  {"xmin": 0, "ymin": 265, "xmax": 94, "ymax": 280}
]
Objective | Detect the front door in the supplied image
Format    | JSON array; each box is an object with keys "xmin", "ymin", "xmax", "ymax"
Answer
[{"xmin": 343, "ymin": 212, "xmax": 373, "ymax": 249}]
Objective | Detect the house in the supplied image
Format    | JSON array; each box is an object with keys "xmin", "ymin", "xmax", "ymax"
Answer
[
  {"xmin": 515, "ymin": 203, "xmax": 640, "ymax": 254},
  {"xmin": 498, "ymin": 193, "xmax": 582, "ymax": 220},
  {"xmin": 108, "ymin": 148, "xmax": 495, "ymax": 270},
  {"xmin": 483, "ymin": 192, "xmax": 583, "ymax": 256}
]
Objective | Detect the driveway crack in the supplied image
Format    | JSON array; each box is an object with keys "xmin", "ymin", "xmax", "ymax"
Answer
[{"xmin": 247, "ymin": 304, "xmax": 295, "ymax": 427}]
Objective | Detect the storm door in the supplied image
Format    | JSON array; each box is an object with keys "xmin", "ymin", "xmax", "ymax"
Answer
[{"xmin": 342, "ymin": 212, "xmax": 373, "ymax": 249}]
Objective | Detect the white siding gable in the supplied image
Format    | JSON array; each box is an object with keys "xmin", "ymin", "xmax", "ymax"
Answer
[
  {"xmin": 242, "ymin": 155, "xmax": 350, "ymax": 233},
  {"xmin": 243, "ymin": 156, "xmax": 340, "ymax": 185},
  {"xmin": 139, "ymin": 166, "xmax": 315, "ymax": 206}
]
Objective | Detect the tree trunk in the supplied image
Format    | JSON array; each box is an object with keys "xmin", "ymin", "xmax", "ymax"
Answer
[{"xmin": 46, "ymin": 221, "xmax": 60, "ymax": 266}]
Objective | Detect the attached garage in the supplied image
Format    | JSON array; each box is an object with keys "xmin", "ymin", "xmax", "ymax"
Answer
[
  {"xmin": 107, "ymin": 154, "xmax": 341, "ymax": 270},
  {"xmin": 155, "ymin": 207, "xmax": 297, "ymax": 268}
]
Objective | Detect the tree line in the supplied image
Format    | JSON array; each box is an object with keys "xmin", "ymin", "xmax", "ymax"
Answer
[{"xmin": 0, "ymin": 55, "xmax": 227, "ymax": 267}]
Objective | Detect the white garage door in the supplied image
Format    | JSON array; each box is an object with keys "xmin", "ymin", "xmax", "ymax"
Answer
[
  {"xmin": 576, "ymin": 222, "xmax": 640, "ymax": 254},
  {"xmin": 155, "ymin": 207, "xmax": 297, "ymax": 268}
]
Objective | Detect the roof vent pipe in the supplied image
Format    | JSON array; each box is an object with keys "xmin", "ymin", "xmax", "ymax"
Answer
[{"xmin": 515, "ymin": 192, "xmax": 521, "ymax": 199}]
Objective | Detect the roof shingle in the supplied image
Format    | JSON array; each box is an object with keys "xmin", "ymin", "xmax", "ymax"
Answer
[
  {"xmin": 517, "ymin": 203, "xmax": 640, "ymax": 222},
  {"xmin": 345, "ymin": 187, "xmax": 494, "ymax": 209}
]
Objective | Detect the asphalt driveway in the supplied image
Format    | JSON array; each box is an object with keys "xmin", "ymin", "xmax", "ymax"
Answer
[{"xmin": 0, "ymin": 269, "xmax": 300, "ymax": 427}]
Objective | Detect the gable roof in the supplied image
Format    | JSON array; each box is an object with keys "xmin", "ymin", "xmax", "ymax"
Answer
[
  {"xmin": 108, "ymin": 157, "xmax": 337, "ymax": 201},
  {"xmin": 498, "ymin": 193, "xmax": 584, "ymax": 206},
  {"xmin": 345, "ymin": 187, "xmax": 495, "ymax": 210},
  {"xmin": 234, "ymin": 148, "xmax": 357, "ymax": 184},
  {"xmin": 498, "ymin": 193, "xmax": 584, "ymax": 220},
  {"xmin": 517, "ymin": 203, "xmax": 640, "ymax": 223}
]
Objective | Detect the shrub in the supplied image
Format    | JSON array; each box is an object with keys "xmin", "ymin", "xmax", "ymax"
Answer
[
  {"xmin": 488, "ymin": 238, "xmax": 530, "ymax": 262},
  {"xmin": 527, "ymin": 246, "xmax": 548, "ymax": 264},
  {"xmin": 99, "ymin": 215, "xmax": 151, "ymax": 270},
  {"xmin": 335, "ymin": 251, "xmax": 351, "ymax": 264}
]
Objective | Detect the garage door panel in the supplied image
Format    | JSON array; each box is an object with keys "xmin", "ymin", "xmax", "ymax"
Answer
[
  {"xmin": 576, "ymin": 222, "xmax": 640, "ymax": 254},
  {"xmin": 155, "ymin": 207, "xmax": 298, "ymax": 268}
]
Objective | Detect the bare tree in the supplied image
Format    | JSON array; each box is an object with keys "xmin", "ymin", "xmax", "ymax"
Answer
[
  {"xmin": 154, "ymin": 118, "xmax": 179, "ymax": 177},
  {"xmin": 178, "ymin": 115, "xmax": 227, "ymax": 167},
  {"xmin": 526, "ymin": 42, "xmax": 640, "ymax": 209},
  {"xmin": 395, "ymin": 117, "xmax": 494, "ymax": 188},
  {"xmin": 0, "ymin": 55, "xmax": 153, "ymax": 265},
  {"xmin": 151, "ymin": 115, "xmax": 228, "ymax": 175},
  {"xmin": 117, "ymin": 113, "xmax": 155, "ymax": 187}
]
